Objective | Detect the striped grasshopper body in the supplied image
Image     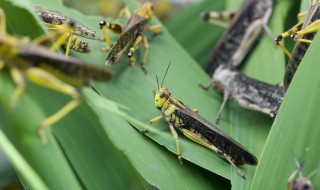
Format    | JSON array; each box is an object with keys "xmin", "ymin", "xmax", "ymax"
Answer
[
  {"xmin": 148, "ymin": 65, "xmax": 257, "ymax": 178},
  {"xmin": 210, "ymin": 65, "xmax": 285, "ymax": 123},
  {"xmin": 99, "ymin": 1, "xmax": 161, "ymax": 73},
  {"xmin": 34, "ymin": 5, "xmax": 100, "ymax": 54}
]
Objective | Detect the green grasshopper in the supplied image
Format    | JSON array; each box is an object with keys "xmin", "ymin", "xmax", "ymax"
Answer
[
  {"xmin": 147, "ymin": 64, "xmax": 257, "ymax": 179},
  {"xmin": 99, "ymin": 1, "xmax": 161, "ymax": 73},
  {"xmin": 275, "ymin": 0, "xmax": 320, "ymax": 89},
  {"xmin": 0, "ymin": 9, "xmax": 111, "ymax": 143},
  {"xmin": 202, "ymin": 0, "xmax": 274, "ymax": 76},
  {"xmin": 33, "ymin": 5, "xmax": 101, "ymax": 55},
  {"xmin": 287, "ymin": 158, "xmax": 317, "ymax": 190}
]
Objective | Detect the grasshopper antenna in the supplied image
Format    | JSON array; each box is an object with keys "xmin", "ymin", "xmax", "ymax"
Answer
[
  {"xmin": 156, "ymin": 75, "xmax": 159, "ymax": 90},
  {"xmin": 161, "ymin": 61, "xmax": 171, "ymax": 88}
]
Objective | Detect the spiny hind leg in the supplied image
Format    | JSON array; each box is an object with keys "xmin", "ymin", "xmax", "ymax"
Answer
[
  {"xmin": 26, "ymin": 68, "xmax": 81, "ymax": 144},
  {"xmin": 181, "ymin": 128, "xmax": 245, "ymax": 179},
  {"xmin": 201, "ymin": 10, "xmax": 237, "ymax": 28},
  {"xmin": 99, "ymin": 20, "xmax": 123, "ymax": 50}
]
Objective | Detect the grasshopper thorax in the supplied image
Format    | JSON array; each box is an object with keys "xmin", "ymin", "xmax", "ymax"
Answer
[{"xmin": 155, "ymin": 88, "xmax": 171, "ymax": 110}]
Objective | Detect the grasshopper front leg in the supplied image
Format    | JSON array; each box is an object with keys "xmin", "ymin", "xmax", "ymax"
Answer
[
  {"xmin": 201, "ymin": 10, "xmax": 237, "ymax": 28},
  {"xmin": 99, "ymin": 20, "xmax": 123, "ymax": 50},
  {"xmin": 274, "ymin": 12, "xmax": 307, "ymax": 57}
]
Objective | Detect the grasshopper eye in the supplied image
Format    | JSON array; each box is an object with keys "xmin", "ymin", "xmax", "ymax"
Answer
[
  {"xmin": 159, "ymin": 92, "xmax": 166, "ymax": 98},
  {"xmin": 302, "ymin": 184, "xmax": 311, "ymax": 190},
  {"xmin": 99, "ymin": 20, "xmax": 106, "ymax": 27}
]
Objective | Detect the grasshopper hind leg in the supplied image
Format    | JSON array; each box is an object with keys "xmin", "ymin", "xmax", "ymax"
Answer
[
  {"xmin": 169, "ymin": 123, "xmax": 182, "ymax": 164},
  {"xmin": 180, "ymin": 127, "xmax": 245, "ymax": 179},
  {"xmin": 26, "ymin": 68, "xmax": 82, "ymax": 144}
]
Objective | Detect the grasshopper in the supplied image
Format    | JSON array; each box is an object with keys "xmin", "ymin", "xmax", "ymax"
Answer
[
  {"xmin": 147, "ymin": 64, "xmax": 257, "ymax": 179},
  {"xmin": 202, "ymin": 0, "xmax": 274, "ymax": 76},
  {"xmin": 201, "ymin": 64, "xmax": 285, "ymax": 123},
  {"xmin": 287, "ymin": 158, "xmax": 317, "ymax": 190},
  {"xmin": 274, "ymin": 0, "xmax": 320, "ymax": 89},
  {"xmin": 0, "ymin": 9, "xmax": 111, "ymax": 143},
  {"xmin": 99, "ymin": 1, "xmax": 161, "ymax": 73},
  {"xmin": 33, "ymin": 5, "xmax": 101, "ymax": 55}
]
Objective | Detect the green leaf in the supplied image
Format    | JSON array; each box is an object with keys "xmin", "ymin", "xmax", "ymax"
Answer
[
  {"xmin": 0, "ymin": 122, "xmax": 48, "ymax": 190},
  {"xmin": 0, "ymin": 68, "xmax": 81, "ymax": 190},
  {"xmin": 30, "ymin": 0, "xmax": 235, "ymax": 182}
]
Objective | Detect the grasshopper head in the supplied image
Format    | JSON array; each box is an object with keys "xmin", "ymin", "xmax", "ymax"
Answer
[
  {"xmin": 155, "ymin": 88, "xmax": 171, "ymax": 109},
  {"xmin": 136, "ymin": 1, "xmax": 154, "ymax": 20},
  {"xmin": 212, "ymin": 65, "xmax": 234, "ymax": 92},
  {"xmin": 293, "ymin": 178, "xmax": 313, "ymax": 190}
]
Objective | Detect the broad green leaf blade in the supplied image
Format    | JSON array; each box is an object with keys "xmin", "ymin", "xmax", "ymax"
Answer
[
  {"xmin": 26, "ymin": 0, "xmax": 230, "ymax": 188},
  {"xmin": 251, "ymin": 1, "xmax": 320, "ymax": 189},
  {"xmin": 30, "ymin": 0, "xmax": 237, "ymax": 181},
  {"xmin": 0, "ymin": 126, "xmax": 48, "ymax": 190},
  {"xmin": 0, "ymin": 71, "xmax": 81, "ymax": 189}
]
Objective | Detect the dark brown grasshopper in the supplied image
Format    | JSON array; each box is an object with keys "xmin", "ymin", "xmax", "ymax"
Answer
[
  {"xmin": 147, "ymin": 64, "xmax": 257, "ymax": 179},
  {"xmin": 287, "ymin": 158, "xmax": 317, "ymax": 190},
  {"xmin": 99, "ymin": 1, "xmax": 161, "ymax": 73},
  {"xmin": 202, "ymin": 0, "xmax": 274, "ymax": 76},
  {"xmin": 275, "ymin": 0, "xmax": 320, "ymax": 89},
  {"xmin": 201, "ymin": 64, "xmax": 285, "ymax": 123},
  {"xmin": 0, "ymin": 9, "xmax": 111, "ymax": 143}
]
